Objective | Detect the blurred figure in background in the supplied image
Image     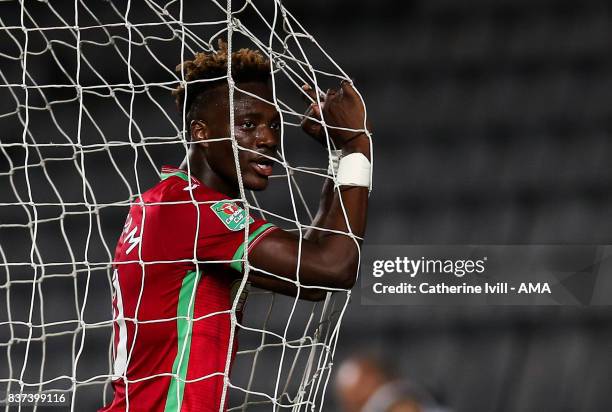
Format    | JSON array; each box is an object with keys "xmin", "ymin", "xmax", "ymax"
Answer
[{"xmin": 335, "ymin": 355, "xmax": 452, "ymax": 412}]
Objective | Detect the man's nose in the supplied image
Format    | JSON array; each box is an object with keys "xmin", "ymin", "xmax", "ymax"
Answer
[{"xmin": 255, "ymin": 126, "xmax": 278, "ymax": 150}]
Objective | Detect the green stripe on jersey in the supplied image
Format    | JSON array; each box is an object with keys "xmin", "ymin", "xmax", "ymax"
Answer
[
  {"xmin": 164, "ymin": 270, "xmax": 200, "ymax": 412},
  {"xmin": 161, "ymin": 171, "xmax": 190, "ymax": 182},
  {"xmin": 230, "ymin": 223, "xmax": 275, "ymax": 272}
]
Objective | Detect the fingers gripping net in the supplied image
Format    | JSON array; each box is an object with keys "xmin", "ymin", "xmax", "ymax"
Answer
[{"xmin": 0, "ymin": 1, "xmax": 371, "ymax": 410}]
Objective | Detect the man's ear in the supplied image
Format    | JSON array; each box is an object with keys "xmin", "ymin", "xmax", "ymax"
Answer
[{"xmin": 190, "ymin": 120, "xmax": 209, "ymax": 146}]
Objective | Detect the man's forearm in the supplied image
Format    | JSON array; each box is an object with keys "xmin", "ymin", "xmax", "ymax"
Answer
[
  {"xmin": 305, "ymin": 177, "xmax": 334, "ymax": 242},
  {"xmin": 307, "ymin": 135, "xmax": 370, "ymax": 242},
  {"xmin": 322, "ymin": 135, "xmax": 370, "ymax": 239}
]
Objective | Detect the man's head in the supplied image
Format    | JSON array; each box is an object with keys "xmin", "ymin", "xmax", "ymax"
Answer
[{"xmin": 173, "ymin": 40, "xmax": 280, "ymax": 194}]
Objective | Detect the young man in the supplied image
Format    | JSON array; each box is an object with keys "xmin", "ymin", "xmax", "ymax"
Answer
[{"xmin": 101, "ymin": 41, "xmax": 371, "ymax": 412}]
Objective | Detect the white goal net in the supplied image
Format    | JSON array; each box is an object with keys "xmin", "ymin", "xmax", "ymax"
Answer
[{"xmin": 0, "ymin": 0, "xmax": 370, "ymax": 410}]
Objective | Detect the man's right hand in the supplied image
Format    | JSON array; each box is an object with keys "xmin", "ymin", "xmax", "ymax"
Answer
[{"xmin": 300, "ymin": 81, "xmax": 370, "ymax": 149}]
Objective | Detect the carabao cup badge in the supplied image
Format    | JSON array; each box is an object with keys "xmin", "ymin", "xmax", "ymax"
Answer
[{"xmin": 210, "ymin": 201, "xmax": 255, "ymax": 231}]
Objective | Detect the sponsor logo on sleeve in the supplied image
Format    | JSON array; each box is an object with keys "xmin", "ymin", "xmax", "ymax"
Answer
[{"xmin": 210, "ymin": 201, "xmax": 254, "ymax": 231}]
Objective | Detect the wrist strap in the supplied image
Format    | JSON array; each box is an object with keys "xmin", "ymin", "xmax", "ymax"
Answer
[{"xmin": 336, "ymin": 152, "xmax": 371, "ymax": 190}]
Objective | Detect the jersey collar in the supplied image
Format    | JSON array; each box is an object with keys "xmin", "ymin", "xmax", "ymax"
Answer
[{"xmin": 160, "ymin": 165, "xmax": 201, "ymax": 185}]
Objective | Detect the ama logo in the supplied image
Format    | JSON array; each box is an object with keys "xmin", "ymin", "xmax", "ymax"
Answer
[{"xmin": 211, "ymin": 201, "xmax": 254, "ymax": 231}]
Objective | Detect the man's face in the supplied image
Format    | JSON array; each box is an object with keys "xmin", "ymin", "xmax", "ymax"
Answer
[{"xmin": 194, "ymin": 81, "xmax": 281, "ymax": 192}]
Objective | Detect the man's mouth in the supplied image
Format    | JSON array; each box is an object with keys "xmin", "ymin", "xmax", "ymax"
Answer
[{"xmin": 251, "ymin": 158, "xmax": 274, "ymax": 177}]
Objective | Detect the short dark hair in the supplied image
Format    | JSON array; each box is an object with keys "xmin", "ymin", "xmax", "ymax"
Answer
[{"xmin": 172, "ymin": 39, "xmax": 271, "ymax": 123}]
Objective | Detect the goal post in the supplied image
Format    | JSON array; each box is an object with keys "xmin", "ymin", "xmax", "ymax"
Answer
[{"xmin": 0, "ymin": 1, "xmax": 371, "ymax": 410}]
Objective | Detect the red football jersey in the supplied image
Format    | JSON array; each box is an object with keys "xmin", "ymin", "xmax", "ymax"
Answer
[{"xmin": 100, "ymin": 166, "xmax": 277, "ymax": 412}]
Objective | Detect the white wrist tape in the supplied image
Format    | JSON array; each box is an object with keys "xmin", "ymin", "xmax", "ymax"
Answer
[
  {"xmin": 327, "ymin": 149, "xmax": 342, "ymax": 175},
  {"xmin": 336, "ymin": 152, "xmax": 371, "ymax": 189}
]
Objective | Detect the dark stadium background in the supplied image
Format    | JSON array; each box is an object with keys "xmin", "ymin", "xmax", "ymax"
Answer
[{"xmin": 1, "ymin": 0, "xmax": 611, "ymax": 411}]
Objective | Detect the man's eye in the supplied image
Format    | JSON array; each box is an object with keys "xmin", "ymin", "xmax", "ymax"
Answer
[
  {"xmin": 270, "ymin": 122, "xmax": 281, "ymax": 130},
  {"xmin": 242, "ymin": 121, "xmax": 255, "ymax": 129}
]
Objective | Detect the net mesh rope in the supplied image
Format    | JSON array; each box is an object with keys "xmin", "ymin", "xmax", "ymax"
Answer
[{"xmin": 0, "ymin": 0, "xmax": 371, "ymax": 410}]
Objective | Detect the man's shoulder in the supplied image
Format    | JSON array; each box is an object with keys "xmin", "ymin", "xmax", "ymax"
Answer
[{"xmin": 143, "ymin": 174, "xmax": 224, "ymax": 205}]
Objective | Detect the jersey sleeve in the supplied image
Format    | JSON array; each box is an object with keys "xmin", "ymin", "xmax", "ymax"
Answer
[{"xmin": 196, "ymin": 199, "xmax": 277, "ymax": 273}]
